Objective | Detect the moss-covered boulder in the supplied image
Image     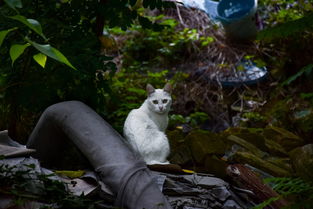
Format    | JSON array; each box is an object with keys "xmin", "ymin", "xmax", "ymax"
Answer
[
  {"xmin": 167, "ymin": 129, "xmax": 192, "ymax": 165},
  {"xmin": 169, "ymin": 144, "xmax": 193, "ymax": 165},
  {"xmin": 223, "ymin": 127, "xmax": 289, "ymax": 157},
  {"xmin": 224, "ymin": 127, "xmax": 267, "ymax": 151},
  {"xmin": 185, "ymin": 130, "xmax": 227, "ymax": 164},
  {"xmin": 289, "ymin": 144, "xmax": 313, "ymax": 180},
  {"xmin": 233, "ymin": 152, "xmax": 291, "ymax": 177},
  {"xmin": 226, "ymin": 135, "xmax": 267, "ymax": 158},
  {"xmin": 265, "ymin": 157, "xmax": 293, "ymax": 173},
  {"xmin": 264, "ymin": 138, "xmax": 289, "ymax": 157},
  {"xmin": 204, "ymin": 155, "xmax": 228, "ymax": 179},
  {"xmin": 263, "ymin": 126, "xmax": 305, "ymax": 151},
  {"xmin": 167, "ymin": 129, "xmax": 186, "ymax": 151}
]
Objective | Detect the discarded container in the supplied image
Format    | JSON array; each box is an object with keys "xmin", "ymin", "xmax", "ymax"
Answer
[
  {"xmin": 219, "ymin": 59, "xmax": 268, "ymax": 87},
  {"xmin": 217, "ymin": 0, "xmax": 258, "ymax": 40},
  {"xmin": 180, "ymin": 0, "xmax": 219, "ymax": 19},
  {"xmin": 204, "ymin": 0, "xmax": 218, "ymax": 19}
]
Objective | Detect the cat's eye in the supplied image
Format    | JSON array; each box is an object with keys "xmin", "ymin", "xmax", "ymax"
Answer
[
  {"xmin": 152, "ymin": 100, "xmax": 158, "ymax": 104},
  {"xmin": 162, "ymin": 99, "xmax": 168, "ymax": 104}
]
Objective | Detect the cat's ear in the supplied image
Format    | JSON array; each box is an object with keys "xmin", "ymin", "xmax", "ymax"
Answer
[
  {"xmin": 163, "ymin": 83, "xmax": 172, "ymax": 94},
  {"xmin": 146, "ymin": 84, "xmax": 155, "ymax": 96}
]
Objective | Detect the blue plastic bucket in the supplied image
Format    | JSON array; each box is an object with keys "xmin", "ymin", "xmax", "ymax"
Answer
[{"xmin": 217, "ymin": 0, "xmax": 258, "ymax": 40}]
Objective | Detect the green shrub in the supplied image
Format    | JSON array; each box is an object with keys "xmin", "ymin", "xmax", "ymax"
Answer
[
  {"xmin": 253, "ymin": 177, "xmax": 313, "ymax": 209},
  {"xmin": 0, "ymin": 0, "xmax": 173, "ymax": 140},
  {"xmin": 110, "ymin": 15, "xmax": 214, "ymax": 70}
]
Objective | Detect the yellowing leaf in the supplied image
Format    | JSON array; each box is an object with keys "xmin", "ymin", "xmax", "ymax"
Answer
[
  {"xmin": 9, "ymin": 43, "xmax": 30, "ymax": 65},
  {"xmin": 182, "ymin": 169, "xmax": 195, "ymax": 174},
  {"xmin": 33, "ymin": 53, "xmax": 47, "ymax": 68},
  {"xmin": 54, "ymin": 170, "xmax": 85, "ymax": 178}
]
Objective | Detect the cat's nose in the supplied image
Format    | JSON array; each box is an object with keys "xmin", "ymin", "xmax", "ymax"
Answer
[{"xmin": 159, "ymin": 106, "xmax": 163, "ymax": 111}]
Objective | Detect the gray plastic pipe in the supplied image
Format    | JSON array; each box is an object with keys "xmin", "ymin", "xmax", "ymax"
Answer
[{"xmin": 27, "ymin": 101, "xmax": 172, "ymax": 209}]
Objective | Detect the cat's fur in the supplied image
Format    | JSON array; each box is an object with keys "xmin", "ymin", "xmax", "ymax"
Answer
[{"xmin": 123, "ymin": 83, "xmax": 172, "ymax": 165}]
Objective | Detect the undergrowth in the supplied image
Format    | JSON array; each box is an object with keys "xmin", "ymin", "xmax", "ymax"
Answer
[
  {"xmin": 0, "ymin": 160, "xmax": 102, "ymax": 209},
  {"xmin": 253, "ymin": 177, "xmax": 313, "ymax": 209},
  {"xmin": 110, "ymin": 14, "xmax": 214, "ymax": 70}
]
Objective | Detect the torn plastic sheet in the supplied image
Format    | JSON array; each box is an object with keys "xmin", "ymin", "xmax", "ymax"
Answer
[
  {"xmin": 0, "ymin": 156, "xmax": 254, "ymax": 209},
  {"xmin": 156, "ymin": 172, "xmax": 253, "ymax": 209},
  {"xmin": 0, "ymin": 130, "xmax": 35, "ymax": 157}
]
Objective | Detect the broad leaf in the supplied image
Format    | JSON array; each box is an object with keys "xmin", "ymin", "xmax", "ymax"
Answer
[
  {"xmin": 4, "ymin": 0, "xmax": 22, "ymax": 11},
  {"xmin": 10, "ymin": 43, "xmax": 30, "ymax": 65},
  {"xmin": 9, "ymin": 15, "xmax": 47, "ymax": 40},
  {"xmin": 27, "ymin": 39, "xmax": 76, "ymax": 70},
  {"xmin": 33, "ymin": 53, "xmax": 47, "ymax": 68},
  {"xmin": 0, "ymin": 28, "xmax": 17, "ymax": 48}
]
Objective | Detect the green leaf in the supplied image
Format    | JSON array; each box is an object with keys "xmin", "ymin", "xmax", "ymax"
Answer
[
  {"xmin": 9, "ymin": 43, "xmax": 30, "ymax": 65},
  {"xmin": 33, "ymin": 53, "xmax": 47, "ymax": 68},
  {"xmin": 257, "ymin": 12, "xmax": 313, "ymax": 42},
  {"xmin": 4, "ymin": 0, "xmax": 22, "ymax": 11},
  {"xmin": 252, "ymin": 196, "xmax": 281, "ymax": 209},
  {"xmin": 127, "ymin": 87, "xmax": 146, "ymax": 95},
  {"xmin": 281, "ymin": 64, "xmax": 313, "ymax": 86},
  {"xmin": 160, "ymin": 19, "xmax": 178, "ymax": 27},
  {"xmin": 9, "ymin": 15, "xmax": 47, "ymax": 40},
  {"xmin": 27, "ymin": 39, "xmax": 76, "ymax": 70},
  {"xmin": 0, "ymin": 28, "xmax": 18, "ymax": 48}
]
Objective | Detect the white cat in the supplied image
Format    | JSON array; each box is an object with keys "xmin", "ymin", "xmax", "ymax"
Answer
[{"xmin": 123, "ymin": 83, "xmax": 172, "ymax": 165}]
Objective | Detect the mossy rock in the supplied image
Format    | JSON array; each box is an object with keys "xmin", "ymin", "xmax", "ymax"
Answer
[
  {"xmin": 224, "ymin": 127, "xmax": 267, "ymax": 151},
  {"xmin": 264, "ymin": 138, "xmax": 288, "ymax": 157},
  {"xmin": 223, "ymin": 127, "xmax": 289, "ymax": 157},
  {"xmin": 185, "ymin": 130, "xmax": 228, "ymax": 164},
  {"xmin": 204, "ymin": 155, "xmax": 228, "ymax": 179},
  {"xmin": 263, "ymin": 126, "xmax": 305, "ymax": 152},
  {"xmin": 233, "ymin": 151, "xmax": 291, "ymax": 177},
  {"xmin": 169, "ymin": 144, "xmax": 193, "ymax": 165},
  {"xmin": 289, "ymin": 144, "xmax": 313, "ymax": 181},
  {"xmin": 265, "ymin": 157, "xmax": 293, "ymax": 173},
  {"xmin": 166, "ymin": 129, "xmax": 186, "ymax": 151},
  {"xmin": 226, "ymin": 135, "xmax": 267, "ymax": 158}
]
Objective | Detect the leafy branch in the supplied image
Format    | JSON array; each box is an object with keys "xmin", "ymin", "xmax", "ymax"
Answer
[
  {"xmin": 257, "ymin": 12, "xmax": 313, "ymax": 42},
  {"xmin": 1, "ymin": 0, "xmax": 76, "ymax": 69}
]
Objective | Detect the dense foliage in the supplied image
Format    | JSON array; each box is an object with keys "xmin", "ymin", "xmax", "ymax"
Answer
[{"xmin": 0, "ymin": 0, "xmax": 173, "ymax": 140}]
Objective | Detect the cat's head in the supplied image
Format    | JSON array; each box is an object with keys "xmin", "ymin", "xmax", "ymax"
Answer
[{"xmin": 146, "ymin": 83, "xmax": 172, "ymax": 114}]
